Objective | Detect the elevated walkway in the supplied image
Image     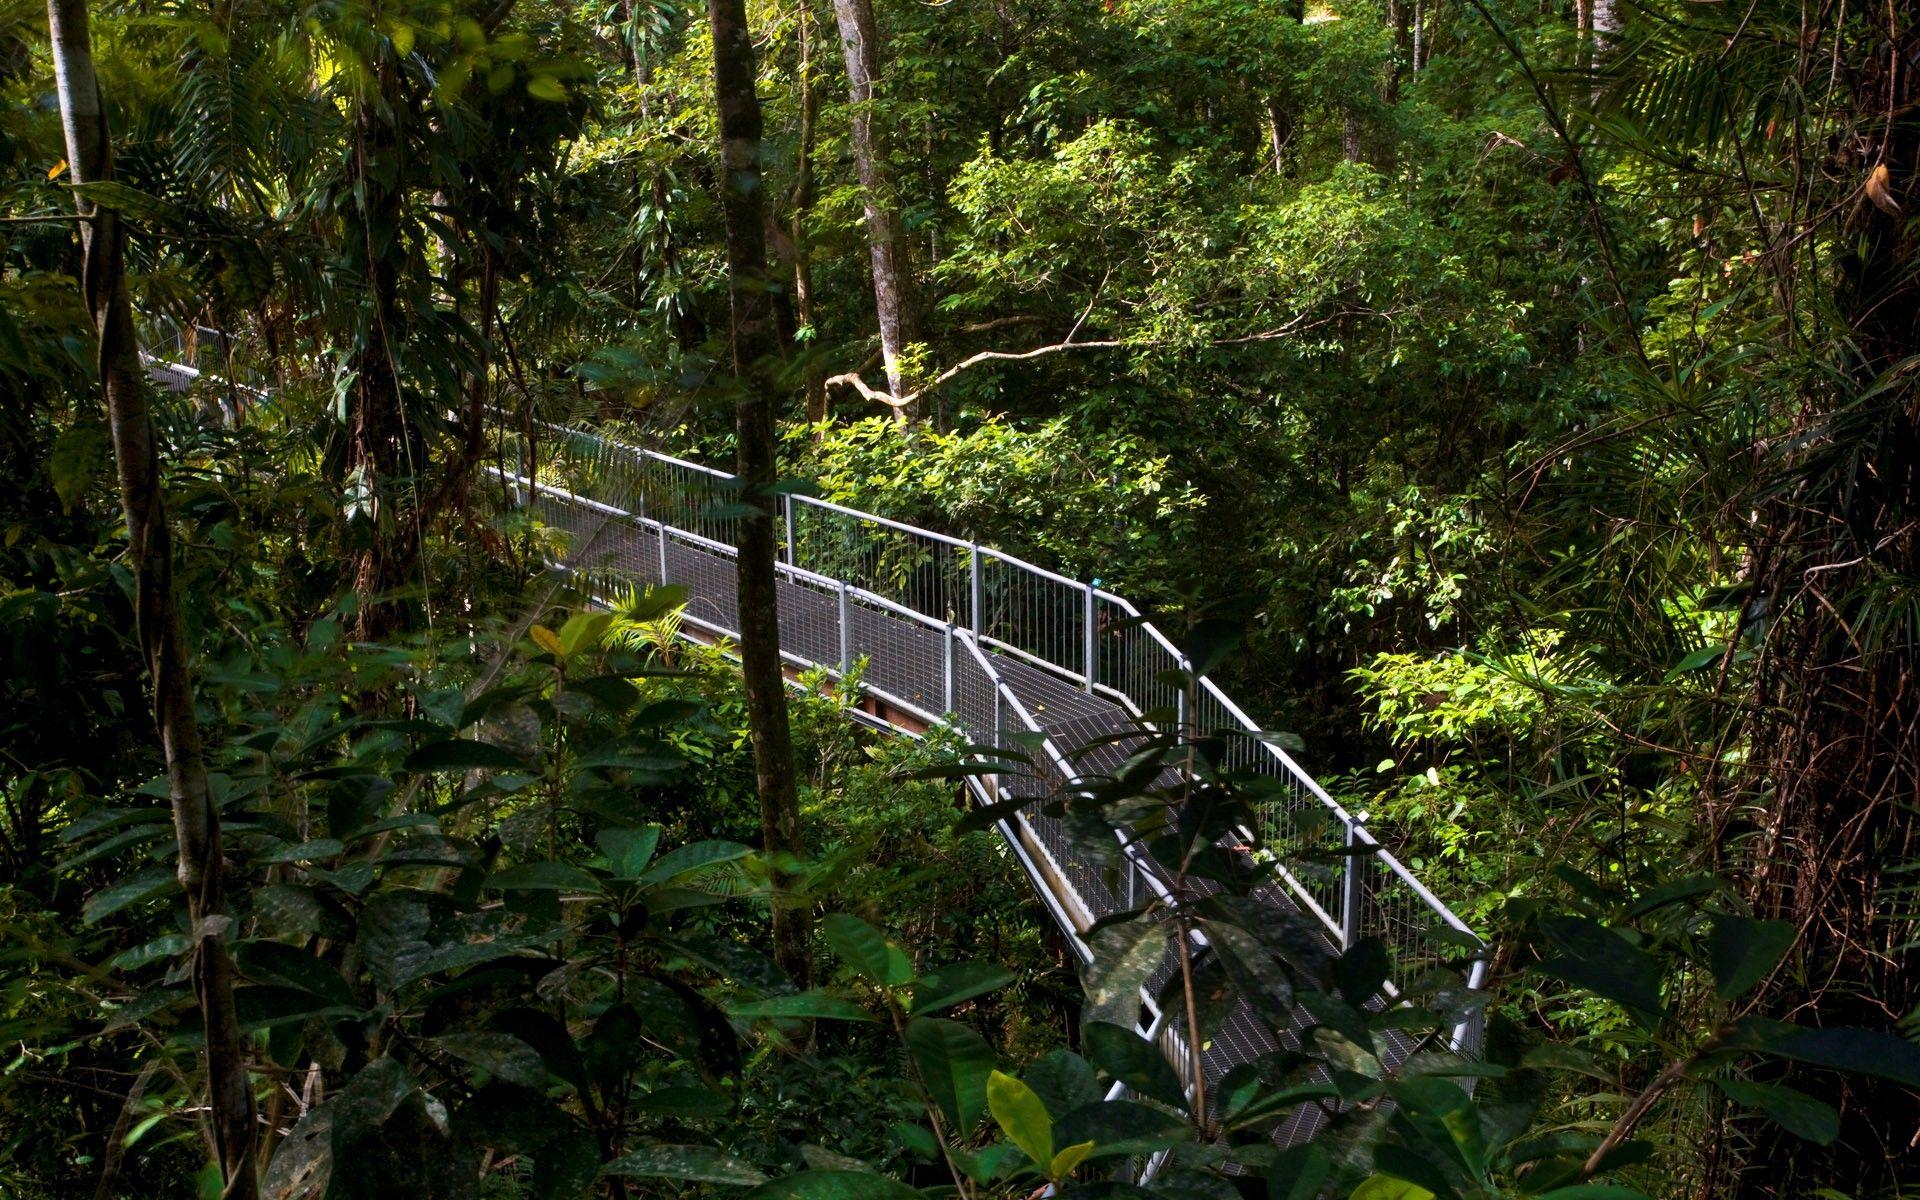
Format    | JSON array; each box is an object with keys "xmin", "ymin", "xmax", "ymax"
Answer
[{"xmin": 499, "ymin": 421, "xmax": 1485, "ymax": 1146}]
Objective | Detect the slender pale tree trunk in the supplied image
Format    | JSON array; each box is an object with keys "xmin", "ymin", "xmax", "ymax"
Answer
[
  {"xmin": 705, "ymin": 0, "xmax": 811, "ymax": 983},
  {"xmin": 45, "ymin": 2, "xmax": 258, "ymax": 1196},
  {"xmin": 831, "ymin": 0, "xmax": 920, "ymax": 420},
  {"xmin": 792, "ymin": 3, "xmax": 828, "ymax": 425}
]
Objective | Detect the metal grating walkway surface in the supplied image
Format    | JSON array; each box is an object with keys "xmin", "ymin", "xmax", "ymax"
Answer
[{"xmin": 493, "ymin": 423, "xmax": 1486, "ymax": 1149}]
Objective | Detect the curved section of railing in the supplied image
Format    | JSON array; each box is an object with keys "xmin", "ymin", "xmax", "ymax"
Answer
[{"xmin": 511, "ymin": 420, "xmax": 1482, "ymax": 958}]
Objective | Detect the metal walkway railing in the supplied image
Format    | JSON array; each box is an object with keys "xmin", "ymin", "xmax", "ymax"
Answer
[
  {"xmin": 495, "ymin": 420, "xmax": 1485, "ymax": 1128},
  {"xmin": 148, "ymin": 343, "xmax": 1484, "ymax": 1147}
]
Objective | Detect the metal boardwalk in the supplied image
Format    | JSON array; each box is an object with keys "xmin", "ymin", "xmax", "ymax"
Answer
[{"xmin": 499, "ymin": 422, "xmax": 1484, "ymax": 1144}]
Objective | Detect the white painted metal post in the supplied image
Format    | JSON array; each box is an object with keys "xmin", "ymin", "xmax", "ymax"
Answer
[
  {"xmin": 944, "ymin": 623, "xmax": 957, "ymax": 713},
  {"xmin": 656, "ymin": 525, "xmax": 669, "ymax": 585},
  {"xmin": 1176, "ymin": 653, "xmax": 1190, "ymax": 731},
  {"xmin": 1082, "ymin": 585, "xmax": 1096, "ymax": 693},
  {"xmin": 969, "ymin": 544, "xmax": 983, "ymax": 639},
  {"xmin": 1341, "ymin": 819, "xmax": 1367, "ymax": 950},
  {"xmin": 837, "ymin": 580, "xmax": 851, "ymax": 673},
  {"xmin": 782, "ymin": 493, "xmax": 795, "ymax": 563}
]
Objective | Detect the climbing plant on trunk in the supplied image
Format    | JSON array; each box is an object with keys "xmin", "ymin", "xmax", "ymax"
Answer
[
  {"xmin": 44, "ymin": 0, "xmax": 258, "ymax": 1195},
  {"xmin": 704, "ymin": 0, "xmax": 811, "ymax": 982}
]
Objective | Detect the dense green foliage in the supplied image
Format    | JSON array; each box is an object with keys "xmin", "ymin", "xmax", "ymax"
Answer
[{"xmin": 3, "ymin": 0, "xmax": 1916, "ymax": 1195}]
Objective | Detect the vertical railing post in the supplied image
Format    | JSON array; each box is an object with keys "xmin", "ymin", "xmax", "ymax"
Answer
[
  {"xmin": 1175, "ymin": 653, "xmax": 1190, "ymax": 732},
  {"xmin": 837, "ymin": 580, "xmax": 851, "ymax": 674},
  {"xmin": 656, "ymin": 523, "xmax": 669, "ymax": 586},
  {"xmin": 943, "ymin": 623, "xmax": 957, "ymax": 714},
  {"xmin": 1341, "ymin": 819, "xmax": 1368, "ymax": 950},
  {"xmin": 969, "ymin": 544, "xmax": 983, "ymax": 640},
  {"xmin": 782, "ymin": 493, "xmax": 795, "ymax": 564},
  {"xmin": 1083, "ymin": 584, "xmax": 1097, "ymax": 693}
]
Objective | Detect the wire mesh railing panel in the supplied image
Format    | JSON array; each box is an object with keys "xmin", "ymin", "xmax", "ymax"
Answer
[
  {"xmin": 487, "ymin": 417, "xmax": 1486, "ymax": 1068},
  {"xmin": 1096, "ymin": 595, "xmax": 1183, "ymax": 718},
  {"xmin": 788, "ymin": 499, "xmax": 972, "ymax": 627},
  {"xmin": 977, "ymin": 551, "xmax": 1090, "ymax": 685}
]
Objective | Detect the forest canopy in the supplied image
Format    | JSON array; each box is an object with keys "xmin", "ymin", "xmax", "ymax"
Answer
[{"xmin": 1, "ymin": 0, "xmax": 1916, "ymax": 1197}]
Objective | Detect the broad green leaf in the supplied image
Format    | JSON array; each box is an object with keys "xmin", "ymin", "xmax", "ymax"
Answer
[
  {"xmin": 83, "ymin": 865, "xmax": 176, "ymax": 925},
  {"xmin": 1765, "ymin": 1027, "xmax": 1920, "ymax": 1089},
  {"xmin": 489, "ymin": 861, "xmax": 602, "ymax": 892},
  {"xmin": 742, "ymin": 1170, "xmax": 918, "ymax": 1199},
  {"xmin": 727, "ymin": 991, "xmax": 878, "ymax": 1023},
  {"xmin": 233, "ymin": 940, "xmax": 355, "ymax": 1007},
  {"xmin": 404, "ymin": 738, "xmax": 525, "ymax": 772},
  {"xmin": 1023, "ymin": 1050, "xmax": 1099, "ymax": 1120},
  {"xmin": 908, "ymin": 960, "xmax": 1013, "ymax": 1015},
  {"xmin": 1532, "ymin": 916, "xmax": 1667, "ymax": 1026},
  {"xmin": 1713, "ymin": 1078, "xmax": 1839, "ymax": 1145},
  {"xmin": 603, "ymin": 1144, "xmax": 767, "ymax": 1186},
  {"xmin": 1082, "ymin": 918, "xmax": 1168, "ymax": 1027},
  {"xmin": 640, "ymin": 839, "xmax": 754, "ymax": 885},
  {"xmin": 1051, "ymin": 1099, "xmax": 1188, "ymax": 1161},
  {"xmin": 1665, "ymin": 643, "xmax": 1726, "ymax": 679},
  {"xmin": 1270, "ymin": 1143, "xmax": 1332, "ymax": 1200},
  {"xmin": 557, "ymin": 610, "xmax": 615, "ymax": 656},
  {"xmin": 822, "ymin": 914, "xmax": 914, "ymax": 987},
  {"xmin": 1349, "ymin": 1178, "xmax": 1435, "ymax": 1200},
  {"xmin": 597, "ymin": 825, "xmax": 662, "ymax": 880},
  {"xmin": 986, "ymin": 1069, "xmax": 1052, "ymax": 1170},
  {"xmin": 1531, "ymin": 1188, "xmax": 1658, "ymax": 1199},
  {"xmin": 1082, "ymin": 1021, "xmax": 1186, "ymax": 1108},
  {"xmin": 433, "ymin": 1032, "xmax": 550, "ymax": 1089},
  {"xmin": 1047, "ymin": 1140, "xmax": 1094, "ymax": 1181},
  {"xmin": 905, "ymin": 1017, "xmax": 995, "ymax": 1135},
  {"xmin": 1707, "ymin": 916, "xmax": 1795, "ymax": 1000}
]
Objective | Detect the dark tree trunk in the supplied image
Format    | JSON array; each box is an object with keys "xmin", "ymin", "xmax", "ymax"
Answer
[
  {"xmin": 831, "ymin": 0, "xmax": 920, "ymax": 419},
  {"xmin": 705, "ymin": 0, "xmax": 811, "ymax": 983},
  {"xmin": 1732, "ymin": 19, "xmax": 1920, "ymax": 1198},
  {"xmin": 347, "ymin": 51, "xmax": 423, "ymax": 638},
  {"xmin": 45, "ymin": 2, "xmax": 258, "ymax": 1196}
]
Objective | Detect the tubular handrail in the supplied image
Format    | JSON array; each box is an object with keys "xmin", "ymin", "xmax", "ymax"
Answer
[
  {"xmin": 499, "ymin": 420, "xmax": 1482, "ymax": 1059},
  {"xmin": 510, "ymin": 414, "xmax": 1482, "ymax": 956}
]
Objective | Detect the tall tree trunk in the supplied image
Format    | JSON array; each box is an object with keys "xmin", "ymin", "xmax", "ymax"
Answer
[
  {"xmin": 45, "ymin": 3, "xmax": 259, "ymax": 1197},
  {"xmin": 347, "ymin": 50, "xmax": 423, "ymax": 638},
  {"xmin": 831, "ymin": 0, "xmax": 920, "ymax": 419},
  {"xmin": 1731, "ymin": 21, "xmax": 1920, "ymax": 1198},
  {"xmin": 705, "ymin": 0, "xmax": 811, "ymax": 983},
  {"xmin": 792, "ymin": 3, "xmax": 828, "ymax": 425}
]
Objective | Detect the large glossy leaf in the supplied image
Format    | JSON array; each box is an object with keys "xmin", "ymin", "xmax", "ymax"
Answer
[
  {"xmin": 1532, "ymin": 916, "xmax": 1667, "ymax": 1026},
  {"xmin": 432, "ymin": 1032, "xmax": 550, "ymax": 1090},
  {"xmin": 742, "ymin": 1171, "xmax": 919, "ymax": 1199},
  {"xmin": 987, "ymin": 1070, "xmax": 1053, "ymax": 1170},
  {"xmin": 1082, "ymin": 918, "xmax": 1168, "ymax": 1027},
  {"xmin": 1764, "ymin": 1027, "xmax": 1920, "ymax": 1089},
  {"xmin": 404, "ymin": 738, "xmax": 525, "ymax": 772},
  {"xmin": 905, "ymin": 1017, "xmax": 995, "ymax": 1135},
  {"xmin": 641, "ymin": 839, "xmax": 754, "ymax": 885},
  {"xmin": 82, "ymin": 864, "xmax": 176, "ymax": 925},
  {"xmin": 489, "ymin": 861, "xmax": 602, "ymax": 892},
  {"xmin": 909, "ymin": 960, "xmax": 1013, "ymax": 1015},
  {"xmin": 727, "ymin": 991, "xmax": 878, "ymax": 1023},
  {"xmin": 603, "ymin": 1144, "xmax": 767, "ymax": 1186},
  {"xmin": 1082, "ymin": 1021, "xmax": 1186, "ymax": 1108},
  {"xmin": 233, "ymin": 940, "xmax": 355, "ymax": 1007},
  {"xmin": 822, "ymin": 914, "xmax": 914, "ymax": 987},
  {"xmin": 597, "ymin": 825, "xmax": 663, "ymax": 880},
  {"xmin": 1706, "ymin": 916, "xmax": 1795, "ymax": 1000},
  {"xmin": 1023, "ymin": 1050, "xmax": 1100, "ymax": 1121},
  {"xmin": 1713, "ymin": 1078, "xmax": 1839, "ymax": 1145}
]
